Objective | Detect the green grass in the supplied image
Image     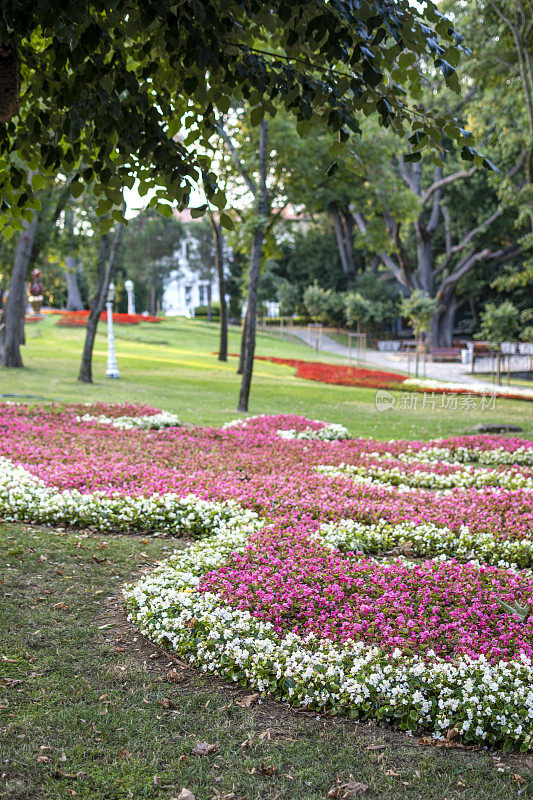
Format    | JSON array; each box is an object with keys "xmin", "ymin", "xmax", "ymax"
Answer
[
  {"xmin": 2, "ymin": 522, "xmax": 532, "ymax": 800},
  {"xmin": 2, "ymin": 315, "xmax": 532, "ymax": 439}
]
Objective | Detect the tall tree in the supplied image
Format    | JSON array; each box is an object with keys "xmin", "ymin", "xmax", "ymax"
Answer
[
  {"xmin": 208, "ymin": 211, "xmax": 228, "ymax": 361},
  {"xmin": 0, "ymin": 212, "xmax": 38, "ymax": 367},
  {"xmin": 79, "ymin": 218, "xmax": 125, "ymax": 383}
]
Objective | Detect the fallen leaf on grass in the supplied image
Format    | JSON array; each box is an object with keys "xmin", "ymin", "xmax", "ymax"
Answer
[
  {"xmin": 172, "ymin": 790, "xmax": 196, "ymax": 800},
  {"xmin": 191, "ymin": 741, "xmax": 218, "ymax": 756},
  {"xmin": 446, "ymin": 727, "xmax": 458, "ymax": 741},
  {"xmin": 52, "ymin": 770, "xmax": 87, "ymax": 780},
  {"xmin": 160, "ymin": 696, "xmax": 175, "ymax": 709},
  {"xmin": 236, "ymin": 693, "xmax": 259, "ymax": 707},
  {"xmin": 365, "ymin": 743, "xmax": 386, "ymax": 751},
  {"xmin": 118, "ymin": 749, "xmax": 132, "ymax": 760},
  {"xmin": 166, "ymin": 669, "xmax": 185, "ymax": 683},
  {"xmin": 36, "ymin": 755, "xmax": 50, "ymax": 764},
  {"xmin": 259, "ymin": 763, "xmax": 276, "ymax": 776},
  {"xmin": 328, "ymin": 781, "xmax": 369, "ymax": 798},
  {"xmin": 513, "ymin": 773, "xmax": 527, "ymax": 784}
]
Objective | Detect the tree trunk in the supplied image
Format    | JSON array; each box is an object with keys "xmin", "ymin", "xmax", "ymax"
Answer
[
  {"xmin": 207, "ymin": 283, "xmax": 212, "ymax": 322},
  {"xmin": 150, "ymin": 283, "xmax": 156, "ymax": 316},
  {"xmin": 237, "ymin": 311, "xmax": 247, "ymax": 374},
  {"xmin": 208, "ymin": 212, "xmax": 228, "ymax": 361},
  {"xmin": 330, "ymin": 202, "xmax": 350, "ymax": 278},
  {"xmin": 65, "ymin": 258, "xmax": 84, "ymax": 310},
  {"xmin": 0, "ymin": 212, "xmax": 39, "ymax": 367},
  {"xmin": 430, "ymin": 292, "xmax": 457, "ymax": 348},
  {"xmin": 78, "ymin": 220, "xmax": 124, "ymax": 383},
  {"xmin": 237, "ymin": 119, "xmax": 269, "ymax": 412}
]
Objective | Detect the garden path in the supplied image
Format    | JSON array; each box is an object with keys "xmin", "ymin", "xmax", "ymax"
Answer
[{"xmin": 291, "ymin": 327, "xmax": 511, "ymax": 391}]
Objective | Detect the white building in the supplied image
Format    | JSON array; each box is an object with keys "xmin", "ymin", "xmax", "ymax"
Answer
[{"xmin": 162, "ymin": 235, "xmax": 220, "ymax": 318}]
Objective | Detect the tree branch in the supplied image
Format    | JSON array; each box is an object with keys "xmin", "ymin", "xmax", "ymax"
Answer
[
  {"xmin": 352, "ymin": 210, "xmax": 413, "ymax": 289},
  {"xmin": 436, "ymin": 206, "xmax": 503, "ymax": 276},
  {"xmin": 421, "ymin": 165, "xmax": 477, "ymax": 205},
  {"xmin": 427, "ymin": 166, "xmax": 442, "ymax": 233},
  {"xmin": 216, "ymin": 122, "xmax": 257, "ymax": 197}
]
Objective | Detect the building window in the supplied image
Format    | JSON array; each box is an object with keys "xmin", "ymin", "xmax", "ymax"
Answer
[
  {"xmin": 198, "ymin": 284, "xmax": 206, "ymax": 305},
  {"xmin": 185, "ymin": 285, "xmax": 192, "ymax": 305}
]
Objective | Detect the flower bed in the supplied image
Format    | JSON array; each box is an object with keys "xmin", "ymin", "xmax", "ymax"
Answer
[
  {"xmin": 226, "ymin": 353, "xmax": 533, "ymax": 401},
  {"xmin": 54, "ymin": 310, "xmax": 163, "ymax": 326},
  {"xmin": 2, "ymin": 403, "xmax": 533, "ymax": 748},
  {"xmin": 124, "ymin": 520, "xmax": 533, "ymax": 751},
  {"xmin": 253, "ymin": 355, "xmax": 407, "ymax": 389}
]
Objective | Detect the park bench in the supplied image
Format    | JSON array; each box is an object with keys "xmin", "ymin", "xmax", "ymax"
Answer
[{"xmin": 430, "ymin": 347, "xmax": 461, "ymax": 362}]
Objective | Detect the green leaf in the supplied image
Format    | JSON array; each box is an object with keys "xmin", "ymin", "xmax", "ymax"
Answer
[
  {"xmin": 404, "ymin": 151, "xmax": 421, "ymax": 163},
  {"xmin": 70, "ymin": 179, "xmax": 84, "ymax": 199},
  {"xmin": 190, "ymin": 204, "xmax": 207, "ymax": 218},
  {"xmin": 156, "ymin": 202, "xmax": 173, "ymax": 218},
  {"xmin": 250, "ymin": 106, "xmax": 265, "ymax": 126},
  {"xmin": 220, "ymin": 212, "xmax": 234, "ymax": 230}
]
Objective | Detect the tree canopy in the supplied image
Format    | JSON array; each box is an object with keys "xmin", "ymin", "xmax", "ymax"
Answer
[{"xmin": 1, "ymin": 0, "xmax": 475, "ymax": 236}]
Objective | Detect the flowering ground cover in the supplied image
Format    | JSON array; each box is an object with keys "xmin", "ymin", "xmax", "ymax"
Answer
[
  {"xmin": 1, "ymin": 402, "xmax": 533, "ymax": 749},
  {"xmin": 227, "ymin": 352, "xmax": 533, "ymax": 401},
  {"xmin": 52, "ymin": 310, "xmax": 163, "ymax": 326}
]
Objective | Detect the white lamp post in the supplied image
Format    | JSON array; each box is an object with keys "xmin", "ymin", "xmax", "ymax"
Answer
[
  {"xmin": 105, "ymin": 282, "xmax": 120, "ymax": 379},
  {"xmin": 124, "ymin": 279, "xmax": 135, "ymax": 315}
]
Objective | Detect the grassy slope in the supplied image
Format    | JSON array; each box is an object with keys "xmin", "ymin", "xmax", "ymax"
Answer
[
  {"xmin": 2, "ymin": 523, "xmax": 531, "ymax": 800},
  {"xmin": 2, "ymin": 316, "xmax": 532, "ymax": 439}
]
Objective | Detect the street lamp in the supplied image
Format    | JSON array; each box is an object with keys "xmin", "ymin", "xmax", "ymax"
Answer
[
  {"xmin": 124, "ymin": 279, "xmax": 135, "ymax": 315},
  {"xmin": 105, "ymin": 282, "xmax": 120, "ymax": 379}
]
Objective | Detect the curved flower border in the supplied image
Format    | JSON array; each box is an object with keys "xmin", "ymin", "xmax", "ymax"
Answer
[
  {"xmin": 317, "ymin": 462, "xmax": 533, "ymax": 491},
  {"xmin": 75, "ymin": 411, "xmax": 181, "ymax": 430},
  {"xmin": 316, "ymin": 518, "xmax": 533, "ymax": 570},
  {"xmin": 0, "ymin": 457, "xmax": 259, "ymax": 536},
  {"xmin": 123, "ymin": 523, "xmax": 533, "ymax": 751}
]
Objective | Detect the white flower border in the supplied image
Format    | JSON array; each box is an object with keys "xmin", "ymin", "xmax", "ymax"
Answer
[
  {"xmin": 317, "ymin": 462, "xmax": 533, "ymax": 491},
  {"xmin": 277, "ymin": 422, "xmax": 350, "ymax": 442},
  {"xmin": 124, "ymin": 522, "xmax": 533, "ymax": 751},
  {"xmin": 403, "ymin": 377, "xmax": 533, "ymax": 401},
  {"xmin": 0, "ymin": 457, "xmax": 259, "ymax": 536},
  {"xmin": 75, "ymin": 411, "xmax": 181, "ymax": 430},
  {"xmin": 317, "ymin": 518, "xmax": 533, "ymax": 570},
  {"xmin": 373, "ymin": 446, "xmax": 533, "ymax": 468}
]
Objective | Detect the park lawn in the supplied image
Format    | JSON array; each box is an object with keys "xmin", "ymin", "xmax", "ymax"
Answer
[
  {"xmin": 2, "ymin": 521, "xmax": 532, "ymax": 800},
  {"xmin": 1, "ymin": 315, "xmax": 531, "ymax": 438}
]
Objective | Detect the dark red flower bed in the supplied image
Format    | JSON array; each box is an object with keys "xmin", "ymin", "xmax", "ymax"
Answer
[
  {"xmin": 54, "ymin": 310, "xmax": 162, "ymax": 326},
  {"xmin": 227, "ymin": 353, "xmax": 406, "ymax": 389},
  {"xmin": 257, "ymin": 355, "xmax": 406, "ymax": 389}
]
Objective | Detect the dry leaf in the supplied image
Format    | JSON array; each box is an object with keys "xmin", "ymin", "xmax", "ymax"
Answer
[
  {"xmin": 52, "ymin": 770, "xmax": 87, "ymax": 780},
  {"xmin": 191, "ymin": 741, "xmax": 218, "ymax": 756},
  {"xmin": 36, "ymin": 755, "xmax": 50, "ymax": 764},
  {"xmin": 259, "ymin": 763, "xmax": 276, "ymax": 776},
  {"xmin": 329, "ymin": 781, "xmax": 369, "ymax": 798},
  {"xmin": 172, "ymin": 790, "xmax": 196, "ymax": 800},
  {"xmin": 446, "ymin": 727, "xmax": 458, "ymax": 741},
  {"xmin": 512, "ymin": 773, "xmax": 527, "ymax": 784},
  {"xmin": 236, "ymin": 693, "xmax": 259, "ymax": 707},
  {"xmin": 161, "ymin": 696, "xmax": 175, "ymax": 709},
  {"xmin": 166, "ymin": 669, "xmax": 185, "ymax": 683},
  {"xmin": 118, "ymin": 749, "xmax": 132, "ymax": 760},
  {"xmin": 365, "ymin": 743, "xmax": 386, "ymax": 751}
]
